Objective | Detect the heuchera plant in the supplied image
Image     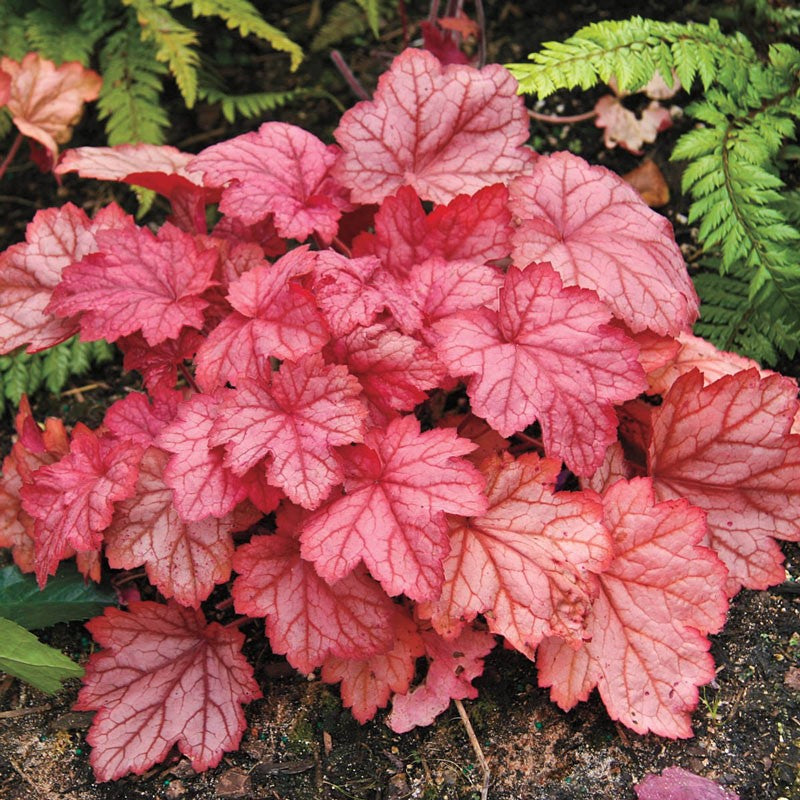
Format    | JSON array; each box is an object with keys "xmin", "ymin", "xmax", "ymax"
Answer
[{"xmin": 0, "ymin": 48, "xmax": 798, "ymax": 782}]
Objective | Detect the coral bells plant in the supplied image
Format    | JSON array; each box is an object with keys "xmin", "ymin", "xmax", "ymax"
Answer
[{"xmin": 0, "ymin": 48, "xmax": 798, "ymax": 781}]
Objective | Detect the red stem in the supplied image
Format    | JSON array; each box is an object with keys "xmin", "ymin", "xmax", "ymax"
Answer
[
  {"xmin": 528, "ymin": 108, "xmax": 598, "ymax": 125},
  {"xmin": 0, "ymin": 133, "xmax": 24, "ymax": 182},
  {"xmin": 331, "ymin": 50, "xmax": 370, "ymax": 101},
  {"xmin": 331, "ymin": 235, "xmax": 352, "ymax": 257},
  {"xmin": 179, "ymin": 362, "xmax": 199, "ymax": 393}
]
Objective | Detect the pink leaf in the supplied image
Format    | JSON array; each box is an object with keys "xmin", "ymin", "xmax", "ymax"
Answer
[
  {"xmin": 388, "ymin": 625, "xmax": 495, "ymax": 733},
  {"xmin": 434, "ymin": 262, "xmax": 645, "ymax": 475},
  {"xmin": 232, "ymin": 520, "xmax": 395, "ymax": 674},
  {"xmin": 0, "ymin": 203, "xmax": 132, "ymax": 353},
  {"xmin": 510, "ymin": 152, "xmax": 696, "ymax": 336},
  {"xmin": 21, "ymin": 425, "xmax": 141, "ymax": 586},
  {"xmin": 334, "ymin": 49, "xmax": 535, "ymax": 204},
  {"xmin": 321, "ymin": 607, "xmax": 425, "ymax": 723},
  {"xmin": 646, "ymin": 332, "xmax": 772, "ymax": 395},
  {"xmin": 326, "ymin": 324, "xmax": 446, "ymax": 426},
  {"xmin": 188, "ymin": 122, "xmax": 350, "ymax": 242},
  {"xmin": 49, "ymin": 222, "xmax": 216, "ymax": 345},
  {"xmin": 212, "ymin": 215, "xmax": 286, "ymax": 259},
  {"xmin": 195, "ymin": 247, "xmax": 328, "ymax": 390},
  {"xmin": 56, "ymin": 144, "xmax": 216, "ymax": 233},
  {"xmin": 421, "ymin": 453, "xmax": 612, "ymax": 653},
  {"xmin": 635, "ymin": 767, "xmax": 740, "ymax": 800},
  {"xmin": 211, "ymin": 354, "xmax": 367, "ymax": 510},
  {"xmin": 537, "ymin": 478, "xmax": 728, "ymax": 738},
  {"xmin": 156, "ymin": 393, "xmax": 255, "ymax": 521},
  {"xmin": 594, "ymin": 96, "xmax": 673, "ymax": 154},
  {"xmin": 104, "ymin": 391, "xmax": 181, "ymax": 447},
  {"xmin": 1, "ymin": 53, "xmax": 101, "ymax": 160},
  {"xmin": 76, "ymin": 601, "xmax": 260, "ymax": 782},
  {"xmin": 311, "ymin": 251, "xmax": 386, "ymax": 337},
  {"xmin": 648, "ymin": 369, "xmax": 800, "ymax": 594},
  {"xmin": 353, "ymin": 184, "xmax": 512, "ymax": 279},
  {"xmin": 104, "ymin": 448, "xmax": 248, "ymax": 607},
  {"xmin": 300, "ymin": 415, "xmax": 487, "ymax": 601}
]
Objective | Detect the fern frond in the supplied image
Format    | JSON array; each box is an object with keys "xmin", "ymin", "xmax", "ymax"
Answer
[
  {"xmin": 506, "ymin": 17, "xmax": 757, "ymax": 97},
  {"xmin": 0, "ymin": 109, "xmax": 13, "ymax": 140},
  {"xmin": 312, "ymin": 0, "xmax": 370, "ymax": 52},
  {"xmin": 197, "ymin": 84, "xmax": 309, "ymax": 123},
  {"xmin": 168, "ymin": 0, "xmax": 303, "ymax": 70},
  {"xmin": 24, "ymin": 0, "xmax": 111, "ymax": 65},
  {"xmin": 97, "ymin": 14, "xmax": 170, "ymax": 144},
  {"xmin": 355, "ymin": 0, "xmax": 380, "ymax": 38},
  {"xmin": 124, "ymin": 0, "xmax": 200, "ymax": 107},
  {"xmin": 0, "ymin": 1, "xmax": 30, "ymax": 60}
]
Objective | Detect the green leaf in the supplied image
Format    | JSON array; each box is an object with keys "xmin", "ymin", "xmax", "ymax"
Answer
[
  {"xmin": 0, "ymin": 617, "xmax": 83, "ymax": 694},
  {"xmin": 0, "ymin": 563, "xmax": 115, "ymax": 631}
]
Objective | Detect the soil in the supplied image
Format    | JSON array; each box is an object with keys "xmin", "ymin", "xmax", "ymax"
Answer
[{"xmin": 1, "ymin": 2, "xmax": 799, "ymax": 799}]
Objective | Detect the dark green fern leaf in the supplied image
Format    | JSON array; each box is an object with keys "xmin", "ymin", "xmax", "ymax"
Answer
[{"xmin": 97, "ymin": 14, "xmax": 170, "ymax": 144}]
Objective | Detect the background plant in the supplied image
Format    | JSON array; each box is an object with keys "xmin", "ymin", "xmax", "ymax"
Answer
[{"xmin": 507, "ymin": 15, "xmax": 800, "ymax": 365}]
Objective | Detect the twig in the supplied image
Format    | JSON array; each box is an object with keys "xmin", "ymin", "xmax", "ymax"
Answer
[
  {"xmin": 0, "ymin": 704, "xmax": 50, "ymax": 720},
  {"xmin": 60, "ymin": 381, "xmax": 109, "ymax": 397},
  {"xmin": 454, "ymin": 698, "xmax": 490, "ymax": 800},
  {"xmin": 528, "ymin": 108, "xmax": 598, "ymax": 125},
  {"xmin": 0, "ymin": 132, "xmax": 24, "ymax": 182}
]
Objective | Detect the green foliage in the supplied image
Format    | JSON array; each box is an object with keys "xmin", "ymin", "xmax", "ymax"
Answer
[
  {"xmin": 508, "ymin": 18, "xmax": 800, "ymax": 365},
  {"xmin": 0, "ymin": 616, "xmax": 84, "ymax": 694},
  {"xmin": 311, "ymin": 0, "xmax": 389, "ymax": 52},
  {"xmin": 0, "ymin": 563, "xmax": 115, "ymax": 630},
  {"xmin": 0, "ymin": 0, "xmax": 304, "ymax": 146},
  {"xmin": 0, "ymin": 337, "xmax": 114, "ymax": 417}
]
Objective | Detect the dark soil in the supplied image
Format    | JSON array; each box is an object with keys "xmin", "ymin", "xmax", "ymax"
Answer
[{"xmin": 1, "ymin": 1, "xmax": 799, "ymax": 799}]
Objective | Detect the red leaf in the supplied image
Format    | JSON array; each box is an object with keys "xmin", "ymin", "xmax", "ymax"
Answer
[
  {"xmin": 434, "ymin": 262, "xmax": 645, "ymax": 475},
  {"xmin": 388, "ymin": 625, "xmax": 495, "ymax": 733},
  {"xmin": 0, "ymin": 397, "xmax": 69, "ymax": 572},
  {"xmin": 0, "ymin": 203, "xmax": 132, "ymax": 353},
  {"xmin": 212, "ymin": 215, "xmax": 287, "ymax": 259},
  {"xmin": 421, "ymin": 453, "xmax": 612, "ymax": 654},
  {"xmin": 188, "ymin": 122, "xmax": 350, "ymax": 242},
  {"xmin": 119, "ymin": 328, "xmax": 204, "ymax": 397},
  {"xmin": 1, "ymin": 53, "xmax": 101, "ymax": 160},
  {"xmin": 648, "ymin": 369, "xmax": 800, "ymax": 594},
  {"xmin": 510, "ymin": 152, "xmax": 696, "ymax": 336},
  {"xmin": 232, "ymin": 522, "xmax": 395, "ymax": 673},
  {"xmin": 157, "ymin": 392, "xmax": 259, "ymax": 521},
  {"xmin": 635, "ymin": 767, "xmax": 740, "ymax": 800},
  {"xmin": 21, "ymin": 425, "xmax": 141, "ymax": 586},
  {"xmin": 195, "ymin": 247, "xmax": 328, "ymax": 390},
  {"xmin": 321, "ymin": 607, "xmax": 424, "ymax": 723},
  {"xmin": 420, "ymin": 20, "xmax": 471, "ymax": 66},
  {"xmin": 537, "ymin": 478, "xmax": 728, "ymax": 738},
  {"xmin": 334, "ymin": 49, "xmax": 535, "ymax": 204},
  {"xmin": 104, "ymin": 448, "xmax": 249, "ymax": 607},
  {"xmin": 211, "ymin": 354, "xmax": 367, "ymax": 510},
  {"xmin": 326, "ymin": 324, "xmax": 446, "ymax": 426},
  {"xmin": 49, "ymin": 222, "xmax": 216, "ymax": 345},
  {"xmin": 353, "ymin": 184, "xmax": 511, "ymax": 279},
  {"xmin": 76, "ymin": 600, "xmax": 260, "ymax": 782},
  {"xmin": 300, "ymin": 415, "xmax": 487, "ymax": 601}
]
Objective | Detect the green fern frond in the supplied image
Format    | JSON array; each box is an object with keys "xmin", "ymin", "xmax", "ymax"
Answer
[
  {"xmin": 0, "ymin": 337, "xmax": 116, "ymax": 417},
  {"xmin": 0, "ymin": 109, "xmax": 12, "ymax": 140},
  {"xmin": 168, "ymin": 0, "xmax": 303, "ymax": 71},
  {"xmin": 197, "ymin": 84, "xmax": 309, "ymax": 123},
  {"xmin": 355, "ymin": 0, "xmax": 380, "ymax": 38},
  {"xmin": 24, "ymin": 1, "xmax": 111, "ymax": 65},
  {"xmin": 312, "ymin": 1, "xmax": 370, "ymax": 52},
  {"xmin": 124, "ymin": 0, "xmax": 200, "ymax": 106},
  {"xmin": 0, "ymin": 1, "xmax": 32, "ymax": 60},
  {"xmin": 506, "ymin": 17, "xmax": 757, "ymax": 97},
  {"xmin": 97, "ymin": 14, "xmax": 170, "ymax": 144}
]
